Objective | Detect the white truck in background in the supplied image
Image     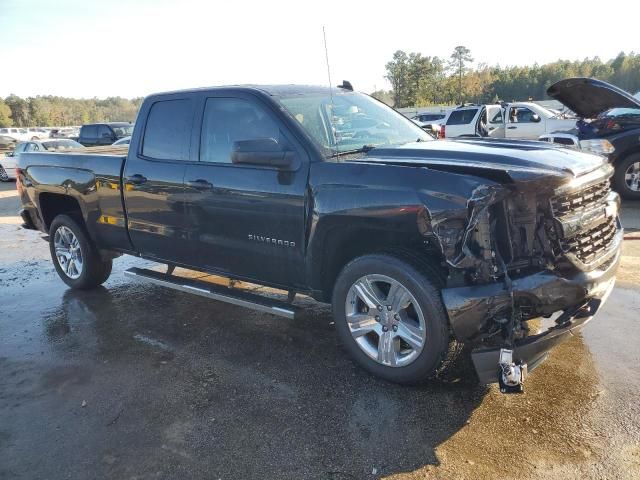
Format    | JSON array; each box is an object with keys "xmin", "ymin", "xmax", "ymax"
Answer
[{"xmin": 441, "ymin": 102, "xmax": 577, "ymax": 139}]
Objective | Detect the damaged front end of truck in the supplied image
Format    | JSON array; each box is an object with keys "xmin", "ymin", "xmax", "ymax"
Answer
[{"xmin": 424, "ymin": 157, "xmax": 623, "ymax": 389}]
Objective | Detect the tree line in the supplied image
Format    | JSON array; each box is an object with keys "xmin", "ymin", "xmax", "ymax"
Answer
[
  {"xmin": 373, "ymin": 49, "xmax": 640, "ymax": 108},
  {"xmin": 0, "ymin": 95, "xmax": 143, "ymax": 128},
  {"xmin": 2, "ymin": 49, "xmax": 639, "ymax": 126}
]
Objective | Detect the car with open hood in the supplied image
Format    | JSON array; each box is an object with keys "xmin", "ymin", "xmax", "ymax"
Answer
[{"xmin": 546, "ymin": 77, "xmax": 640, "ymax": 199}]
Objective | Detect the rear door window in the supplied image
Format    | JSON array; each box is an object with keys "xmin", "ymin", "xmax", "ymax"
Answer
[
  {"xmin": 142, "ymin": 99, "xmax": 194, "ymax": 161},
  {"xmin": 81, "ymin": 125, "xmax": 98, "ymax": 139},
  {"xmin": 447, "ymin": 109, "xmax": 478, "ymax": 125},
  {"xmin": 490, "ymin": 110, "xmax": 504, "ymax": 123}
]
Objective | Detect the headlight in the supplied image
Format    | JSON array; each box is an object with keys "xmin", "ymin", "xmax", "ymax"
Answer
[{"xmin": 579, "ymin": 139, "xmax": 615, "ymax": 155}]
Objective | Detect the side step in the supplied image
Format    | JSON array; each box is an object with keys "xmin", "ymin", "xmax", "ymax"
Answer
[{"xmin": 124, "ymin": 267, "xmax": 298, "ymax": 319}]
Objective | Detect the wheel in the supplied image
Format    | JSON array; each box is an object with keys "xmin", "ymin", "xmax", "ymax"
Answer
[
  {"xmin": 613, "ymin": 153, "xmax": 640, "ymax": 200},
  {"xmin": 49, "ymin": 214, "xmax": 112, "ymax": 289},
  {"xmin": 332, "ymin": 254, "xmax": 454, "ymax": 384}
]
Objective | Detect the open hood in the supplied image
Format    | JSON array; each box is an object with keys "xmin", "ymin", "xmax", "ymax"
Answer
[{"xmin": 547, "ymin": 77, "xmax": 640, "ymax": 118}]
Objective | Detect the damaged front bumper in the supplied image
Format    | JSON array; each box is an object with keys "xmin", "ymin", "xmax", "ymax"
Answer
[{"xmin": 441, "ymin": 225, "xmax": 622, "ymax": 384}]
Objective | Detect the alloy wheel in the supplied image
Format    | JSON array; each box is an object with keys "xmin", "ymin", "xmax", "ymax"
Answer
[
  {"xmin": 625, "ymin": 161, "xmax": 640, "ymax": 192},
  {"xmin": 344, "ymin": 274, "xmax": 427, "ymax": 367},
  {"xmin": 53, "ymin": 226, "xmax": 84, "ymax": 279}
]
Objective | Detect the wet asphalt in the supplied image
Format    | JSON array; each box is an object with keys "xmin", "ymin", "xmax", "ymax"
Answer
[{"xmin": 1, "ymin": 182, "xmax": 639, "ymax": 480}]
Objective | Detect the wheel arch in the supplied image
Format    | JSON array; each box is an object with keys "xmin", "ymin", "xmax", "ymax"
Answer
[
  {"xmin": 612, "ymin": 144, "xmax": 640, "ymax": 166},
  {"xmin": 38, "ymin": 192, "xmax": 84, "ymax": 230},
  {"xmin": 309, "ymin": 221, "xmax": 447, "ymax": 302}
]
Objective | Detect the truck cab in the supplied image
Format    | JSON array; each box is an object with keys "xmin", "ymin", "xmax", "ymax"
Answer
[
  {"xmin": 78, "ymin": 122, "xmax": 134, "ymax": 146},
  {"xmin": 443, "ymin": 102, "xmax": 576, "ymax": 140},
  {"xmin": 502, "ymin": 102, "xmax": 571, "ymax": 139}
]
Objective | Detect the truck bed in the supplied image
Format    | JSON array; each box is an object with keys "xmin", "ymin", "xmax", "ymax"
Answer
[
  {"xmin": 17, "ymin": 149, "xmax": 131, "ymax": 253},
  {"xmin": 66, "ymin": 145, "xmax": 129, "ymax": 156}
]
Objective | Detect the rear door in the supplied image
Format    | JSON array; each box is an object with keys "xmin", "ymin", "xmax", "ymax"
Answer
[
  {"xmin": 79, "ymin": 125, "xmax": 98, "ymax": 146},
  {"xmin": 182, "ymin": 92, "xmax": 310, "ymax": 287},
  {"xmin": 123, "ymin": 95, "xmax": 197, "ymax": 265},
  {"xmin": 486, "ymin": 105, "xmax": 505, "ymax": 137},
  {"xmin": 445, "ymin": 108, "xmax": 478, "ymax": 137}
]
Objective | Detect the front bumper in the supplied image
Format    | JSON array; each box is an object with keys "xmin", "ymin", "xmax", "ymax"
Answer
[{"xmin": 441, "ymin": 227, "xmax": 622, "ymax": 384}]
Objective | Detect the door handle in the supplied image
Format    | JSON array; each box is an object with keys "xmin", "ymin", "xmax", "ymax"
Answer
[
  {"xmin": 507, "ymin": 126, "xmax": 517, "ymax": 130},
  {"xmin": 126, "ymin": 174, "xmax": 147, "ymax": 185},
  {"xmin": 187, "ymin": 179, "xmax": 213, "ymax": 190}
]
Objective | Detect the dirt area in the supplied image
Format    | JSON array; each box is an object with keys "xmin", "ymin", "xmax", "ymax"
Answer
[{"xmin": 1, "ymin": 182, "xmax": 639, "ymax": 480}]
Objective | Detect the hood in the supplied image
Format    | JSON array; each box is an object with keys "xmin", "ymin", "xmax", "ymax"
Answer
[
  {"xmin": 547, "ymin": 77, "xmax": 640, "ymax": 118},
  {"xmin": 359, "ymin": 139, "xmax": 607, "ymax": 182}
]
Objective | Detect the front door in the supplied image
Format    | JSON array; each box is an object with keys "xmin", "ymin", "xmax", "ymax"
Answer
[
  {"xmin": 183, "ymin": 94, "xmax": 309, "ymax": 288},
  {"xmin": 123, "ymin": 95, "xmax": 197, "ymax": 265},
  {"xmin": 505, "ymin": 106, "xmax": 546, "ymax": 139}
]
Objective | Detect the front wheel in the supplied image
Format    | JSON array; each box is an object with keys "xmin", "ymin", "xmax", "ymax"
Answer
[
  {"xmin": 49, "ymin": 215, "xmax": 112, "ymax": 289},
  {"xmin": 332, "ymin": 254, "xmax": 454, "ymax": 384},
  {"xmin": 613, "ymin": 153, "xmax": 640, "ymax": 200}
]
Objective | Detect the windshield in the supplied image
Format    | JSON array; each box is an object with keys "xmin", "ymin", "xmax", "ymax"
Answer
[
  {"xmin": 277, "ymin": 91, "xmax": 431, "ymax": 156},
  {"xmin": 42, "ymin": 139, "xmax": 83, "ymax": 150},
  {"xmin": 599, "ymin": 108, "xmax": 640, "ymax": 118},
  {"xmin": 112, "ymin": 125, "xmax": 134, "ymax": 137}
]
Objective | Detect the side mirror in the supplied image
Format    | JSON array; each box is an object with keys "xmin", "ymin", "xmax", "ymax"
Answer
[
  {"xmin": 6, "ymin": 152, "xmax": 14, "ymax": 157},
  {"xmin": 531, "ymin": 114, "xmax": 541, "ymax": 123},
  {"xmin": 231, "ymin": 138, "xmax": 297, "ymax": 170}
]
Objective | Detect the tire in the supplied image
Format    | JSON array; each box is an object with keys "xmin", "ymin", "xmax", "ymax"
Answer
[
  {"xmin": 612, "ymin": 153, "xmax": 640, "ymax": 200},
  {"xmin": 49, "ymin": 214, "xmax": 112, "ymax": 289},
  {"xmin": 332, "ymin": 254, "xmax": 454, "ymax": 384}
]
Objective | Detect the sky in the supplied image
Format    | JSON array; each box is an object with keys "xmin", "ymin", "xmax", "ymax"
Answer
[{"xmin": 0, "ymin": 0, "xmax": 638, "ymax": 99}]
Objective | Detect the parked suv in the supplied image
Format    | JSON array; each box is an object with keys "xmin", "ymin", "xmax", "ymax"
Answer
[
  {"xmin": 0, "ymin": 127, "xmax": 30, "ymax": 143},
  {"xmin": 78, "ymin": 122, "xmax": 134, "ymax": 146}
]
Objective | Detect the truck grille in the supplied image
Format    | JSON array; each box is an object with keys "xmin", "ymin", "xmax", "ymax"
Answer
[
  {"xmin": 551, "ymin": 179, "xmax": 610, "ymax": 217},
  {"xmin": 550, "ymin": 177, "xmax": 620, "ymax": 268},
  {"xmin": 559, "ymin": 216, "xmax": 617, "ymax": 265}
]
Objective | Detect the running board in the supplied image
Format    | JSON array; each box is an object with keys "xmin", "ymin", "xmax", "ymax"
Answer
[{"xmin": 124, "ymin": 267, "xmax": 297, "ymax": 319}]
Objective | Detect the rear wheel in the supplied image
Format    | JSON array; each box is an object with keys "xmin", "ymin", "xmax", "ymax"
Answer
[
  {"xmin": 613, "ymin": 153, "xmax": 640, "ymax": 200},
  {"xmin": 49, "ymin": 215, "xmax": 112, "ymax": 289},
  {"xmin": 332, "ymin": 254, "xmax": 454, "ymax": 384}
]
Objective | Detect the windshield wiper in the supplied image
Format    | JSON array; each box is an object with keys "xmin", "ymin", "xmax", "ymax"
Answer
[{"xmin": 329, "ymin": 144, "xmax": 377, "ymax": 158}]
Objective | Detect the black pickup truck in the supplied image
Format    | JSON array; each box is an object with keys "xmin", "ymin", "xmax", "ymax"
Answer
[{"xmin": 16, "ymin": 84, "xmax": 623, "ymax": 389}]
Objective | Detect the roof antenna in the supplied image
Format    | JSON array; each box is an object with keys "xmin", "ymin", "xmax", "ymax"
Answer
[{"xmin": 322, "ymin": 26, "xmax": 338, "ymax": 158}]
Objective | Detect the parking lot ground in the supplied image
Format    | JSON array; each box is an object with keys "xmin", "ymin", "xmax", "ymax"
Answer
[{"xmin": 1, "ymin": 181, "xmax": 639, "ymax": 480}]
